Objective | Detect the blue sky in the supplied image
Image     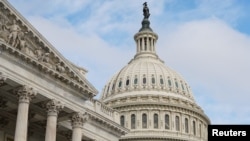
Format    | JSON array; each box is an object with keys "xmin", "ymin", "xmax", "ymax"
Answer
[{"xmin": 8, "ymin": 0, "xmax": 250, "ymax": 124}]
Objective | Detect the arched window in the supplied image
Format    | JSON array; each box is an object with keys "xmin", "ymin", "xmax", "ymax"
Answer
[
  {"xmin": 165, "ymin": 114, "xmax": 170, "ymax": 129},
  {"xmin": 154, "ymin": 114, "xmax": 158, "ymax": 128},
  {"xmin": 126, "ymin": 79, "xmax": 130, "ymax": 86},
  {"xmin": 175, "ymin": 81, "xmax": 179, "ymax": 88},
  {"xmin": 193, "ymin": 121, "xmax": 196, "ymax": 135},
  {"xmin": 152, "ymin": 77, "xmax": 155, "ymax": 84},
  {"xmin": 118, "ymin": 80, "xmax": 122, "ymax": 88},
  {"xmin": 181, "ymin": 83, "xmax": 185, "ymax": 91},
  {"xmin": 134, "ymin": 76, "xmax": 138, "ymax": 85},
  {"xmin": 142, "ymin": 113, "xmax": 147, "ymax": 128},
  {"xmin": 131, "ymin": 114, "xmax": 136, "ymax": 129},
  {"xmin": 185, "ymin": 118, "xmax": 189, "ymax": 133},
  {"xmin": 175, "ymin": 116, "xmax": 180, "ymax": 131},
  {"xmin": 160, "ymin": 76, "xmax": 164, "ymax": 85},
  {"xmin": 143, "ymin": 77, "xmax": 146, "ymax": 84},
  {"xmin": 120, "ymin": 115, "xmax": 125, "ymax": 127},
  {"xmin": 168, "ymin": 79, "xmax": 171, "ymax": 86}
]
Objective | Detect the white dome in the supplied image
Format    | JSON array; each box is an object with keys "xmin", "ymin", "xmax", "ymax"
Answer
[
  {"xmin": 100, "ymin": 6, "xmax": 210, "ymax": 140},
  {"xmin": 101, "ymin": 56, "xmax": 195, "ymax": 103}
]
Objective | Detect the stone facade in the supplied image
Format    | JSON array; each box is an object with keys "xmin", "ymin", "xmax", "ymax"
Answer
[{"xmin": 0, "ymin": 0, "xmax": 128, "ymax": 141}]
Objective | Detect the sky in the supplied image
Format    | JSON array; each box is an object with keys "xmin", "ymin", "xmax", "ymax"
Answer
[{"xmin": 7, "ymin": 0, "xmax": 250, "ymax": 124}]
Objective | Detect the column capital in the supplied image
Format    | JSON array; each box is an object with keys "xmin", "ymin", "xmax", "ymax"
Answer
[
  {"xmin": 46, "ymin": 99, "xmax": 64, "ymax": 116},
  {"xmin": 71, "ymin": 112, "xmax": 89, "ymax": 129},
  {"xmin": 15, "ymin": 85, "xmax": 37, "ymax": 103}
]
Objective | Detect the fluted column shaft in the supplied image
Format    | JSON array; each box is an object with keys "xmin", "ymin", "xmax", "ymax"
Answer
[
  {"xmin": 14, "ymin": 86, "xmax": 36, "ymax": 141},
  {"xmin": 71, "ymin": 112, "xmax": 89, "ymax": 141},
  {"xmin": 45, "ymin": 99, "xmax": 64, "ymax": 141}
]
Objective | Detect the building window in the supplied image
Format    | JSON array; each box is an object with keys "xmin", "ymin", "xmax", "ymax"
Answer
[
  {"xmin": 134, "ymin": 76, "xmax": 138, "ymax": 85},
  {"xmin": 154, "ymin": 114, "xmax": 158, "ymax": 128},
  {"xmin": 165, "ymin": 114, "xmax": 170, "ymax": 129},
  {"xmin": 175, "ymin": 81, "xmax": 178, "ymax": 88},
  {"xmin": 120, "ymin": 115, "xmax": 125, "ymax": 127},
  {"xmin": 126, "ymin": 79, "xmax": 130, "ymax": 86},
  {"xmin": 152, "ymin": 77, "xmax": 155, "ymax": 84},
  {"xmin": 118, "ymin": 80, "xmax": 122, "ymax": 88},
  {"xmin": 175, "ymin": 116, "xmax": 180, "ymax": 131},
  {"xmin": 168, "ymin": 79, "xmax": 171, "ymax": 86},
  {"xmin": 185, "ymin": 118, "xmax": 189, "ymax": 133},
  {"xmin": 193, "ymin": 121, "xmax": 196, "ymax": 135},
  {"xmin": 144, "ymin": 37, "xmax": 147, "ymax": 50},
  {"xmin": 181, "ymin": 83, "xmax": 185, "ymax": 91},
  {"xmin": 143, "ymin": 76, "xmax": 146, "ymax": 84},
  {"xmin": 142, "ymin": 113, "xmax": 147, "ymax": 128},
  {"xmin": 160, "ymin": 76, "xmax": 164, "ymax": 85},
  {"xmin": 131, "ymin": 114, "xmax": 136, "ymax": 129}
]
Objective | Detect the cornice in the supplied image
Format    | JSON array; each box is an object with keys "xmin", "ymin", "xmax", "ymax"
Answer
[
  {"xmin": 85, "ymin": 109, "xmax": 129, "ymax": 136},
  {"xmin": 0, "ymin": 0, "xmax": 98, "ymax": 96}
]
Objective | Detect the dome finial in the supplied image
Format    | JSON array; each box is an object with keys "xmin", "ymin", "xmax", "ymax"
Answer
[
  {"xmin": 139, "ymin": 2, "xmax": 152, "ymax": 32},
  {"xmin": 143, "ymin": 2, "xmax": 150, "ymax": 20}
]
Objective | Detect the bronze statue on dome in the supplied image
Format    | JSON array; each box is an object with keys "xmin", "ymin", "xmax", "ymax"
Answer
[{"xmin": 143, "ymin": 2, "xmax": 150, "ymax": 19}]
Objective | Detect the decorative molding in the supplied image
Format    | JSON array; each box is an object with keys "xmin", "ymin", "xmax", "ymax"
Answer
[
  {"xmin": 46, "ymin": 99, "xmax": 64, "ymax": 116},
  {"xmin": 15, "ymin": 85, "xmax": 37, "ymax": 103}
]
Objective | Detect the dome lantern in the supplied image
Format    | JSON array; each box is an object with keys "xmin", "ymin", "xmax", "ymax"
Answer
[{"xmin": 134, "ymin": 2, "xmax": 159, "ymax": 59}]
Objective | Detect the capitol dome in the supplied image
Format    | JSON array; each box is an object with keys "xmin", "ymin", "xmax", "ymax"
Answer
[{"xmin": 100, "ymin": 3, "xmax": 210, "ymax": 141}]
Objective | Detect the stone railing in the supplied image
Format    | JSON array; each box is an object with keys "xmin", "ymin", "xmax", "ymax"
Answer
[{"xmin": 88, "ymin": 99, "xmax": 120, "ymax": 123}]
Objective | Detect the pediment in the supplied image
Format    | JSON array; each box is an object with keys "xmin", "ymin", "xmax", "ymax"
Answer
[{"xmin": 0, "ymin": 0, "xmax": 98, "ymax": 97}]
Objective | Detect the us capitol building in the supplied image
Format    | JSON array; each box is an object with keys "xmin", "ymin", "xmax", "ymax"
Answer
[{"xmin": 0, "ymin": 0, "xmax": 210, "ymax": 141}]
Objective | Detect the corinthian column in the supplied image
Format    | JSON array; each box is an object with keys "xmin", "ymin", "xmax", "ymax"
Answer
[
  {"xmin": 45, "ymin": 99, "xmax": 64, "ymax": 141},
  {"xmin": 14, "ymin": 85, "xmax": 36, "ymax": 141},
  {"xmin": 71, "ymin": 112, "xmax": 89, "ymax": 141}
]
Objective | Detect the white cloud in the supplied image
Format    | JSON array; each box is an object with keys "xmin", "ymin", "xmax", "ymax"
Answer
[{"xmin": 158, "ymin": 18, "xmax": 250, "ymax": 124}]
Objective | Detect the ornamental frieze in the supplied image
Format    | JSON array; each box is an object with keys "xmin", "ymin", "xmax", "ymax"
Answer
[{"xmin": 0, "ymin": 1, "xmax": 97, "ymax": 97}]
